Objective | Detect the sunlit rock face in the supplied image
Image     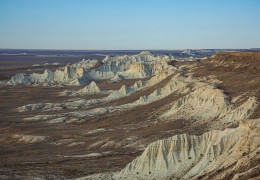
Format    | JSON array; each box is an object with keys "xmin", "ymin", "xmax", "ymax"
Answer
[
  {"xmin": 87, "ymin": 51, "xmax": 173, "ymax": 80},
  {"xmin": 162, "ymin": 85, "xmax": 258, "ymax": 128},
  {"xmin": 78, "ymin": 81, "xmax": 101, "ymax": 95},
  {"xmin": 7, "ymin": 65, "xmax": 87, "ymax": 86},
  {"xmin": 5, "ymin": 52, "xmax": 173, "ymax": 86},
  {"xmin": 114, "ymin": 119, "xmax": 260, "ymax": 180}
]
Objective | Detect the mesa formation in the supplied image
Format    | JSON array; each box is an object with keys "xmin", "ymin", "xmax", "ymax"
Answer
[{"xmin": 0, "ymin": 51, "xmax": 259, "ymax": 179}]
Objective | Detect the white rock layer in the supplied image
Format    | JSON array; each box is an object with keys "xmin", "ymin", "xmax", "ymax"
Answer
[
  {"xmin": 162, "ymin": 85, "xmax": 258, "ymax": 127},
  {"xmin": 5, "ymin": 52, "xmax": 174, "ymax": 86},
  {"xmin": 114, "ymin": 119, "xmax": 260, "ymax": 179}
]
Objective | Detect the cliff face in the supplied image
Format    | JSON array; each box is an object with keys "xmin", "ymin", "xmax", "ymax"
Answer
[
  {"xmin": 8, "ymin": 65, "xmax": 87, "ymax": 85},
  {"xmin": 162, "ymin": 85, "xmax": 258, "ymax": 129},
  {"xmin": 79, "ymin": 81, "xmax": 100, "ymax": 94},
  {"xmin": 115, "ymin": 119, "xmax": 260, "ymax": 180},
  {"xmin": 88, "ymin": 52, "xmax": 173, "ymax": 80},
  {"xmin": 193, "ymin": 52, "xmax": 260, "ymax": 119},
  {"xmin": 5, "ymin": 52, "xmax": 173, "ymax": 86}
]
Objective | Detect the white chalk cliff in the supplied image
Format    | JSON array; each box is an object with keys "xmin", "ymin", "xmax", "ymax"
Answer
[
  {"xmin": 5, "ymin": 52, "xmax": 173, "ymax": 86},
  {"xmin": 87, "ymin": 51, "xmax": 173, "ymax": 80},
  {"xmin": 114, "ymin": 119, "xmax": 260, "ymax": 179},
  {"xmin": 162, "ymin": 85, "xmax": 258, "ymax": 128},
  {"xmin": 8, "ymin": 65, "xmax": 86, "ymax": 85}
]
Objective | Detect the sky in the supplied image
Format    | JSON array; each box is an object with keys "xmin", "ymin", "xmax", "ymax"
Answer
[{"xmin": 0, "ymin": 0, "xmax": 260, "ymax": 49}]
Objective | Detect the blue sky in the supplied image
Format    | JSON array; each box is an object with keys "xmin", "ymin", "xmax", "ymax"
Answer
[{"xmin": 0, "ymin": 0, "xmax": 260, "ymax": 49}]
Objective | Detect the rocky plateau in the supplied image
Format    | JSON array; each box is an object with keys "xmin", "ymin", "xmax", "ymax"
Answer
[{"xmin": 0, "ymin": 52, "xmax": 259, "ymax": 179}]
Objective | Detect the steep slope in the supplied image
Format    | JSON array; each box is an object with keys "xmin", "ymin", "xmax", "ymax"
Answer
[
  {"xmin": 4, "ymin": 52, "xmax": 173, "ymax": 86},
  {"xmin": 87, "ymin": 51, "xmax": 173, "ymax": 80},
  {"xmin": 192, "ymin": 52, "xmax": 260, "ymax": 119},
  {"xmin": 114, "ymin": 119, "xmax": 260, "ymax": 180},
  {"xmin": 8, "ymin": 65, "xmax": 86, "ymax": 85},
  {"xmin": 162, "ymin": 85, "xmax": 258, "ymax": 129}
]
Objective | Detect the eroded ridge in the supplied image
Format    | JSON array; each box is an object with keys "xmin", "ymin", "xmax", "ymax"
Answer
[{"xmin": 0, "ymin": 52, "xmax": 259, "ymax": 179}]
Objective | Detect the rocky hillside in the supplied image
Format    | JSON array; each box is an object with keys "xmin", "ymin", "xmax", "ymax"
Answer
[
  {"xmin": 1, "ymin": 51, "xmax": 173, "ymax": 86},
  {"xmin": 114, "ymin": 119, "xmax": 260, "ymax": 180},
  {"xmin": 0, "ymin": 52, "xmax": 259, "ymax": 179},
  {"xmin": 208, "ymin": 52, "xmax": 260, "ymax": 71},
  {"xmin": 192, "ymin": 52, "xmax": 260, "ymax": 119}
]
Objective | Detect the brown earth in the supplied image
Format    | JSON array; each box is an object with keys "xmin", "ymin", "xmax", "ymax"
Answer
[
  {"xmin": 0, "ymin": 52, "xmax": 259, "ymax": 179},
  {"xmin": 176, "ymin": 52, "xmax": 260, "ymax": 118},
  {"xmin": 0, "ymin": 80, "xmax": 195, "ymax": 178}
]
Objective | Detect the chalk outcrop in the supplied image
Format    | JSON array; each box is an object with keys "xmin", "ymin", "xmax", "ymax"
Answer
[
  {"xmin": 114, "ymin": 119, "xmax": 260, "ymax": 179},
  {"xmin": 78, "ymin": 81, "xmax": 101, "ymax": 94},
  {"xmin": 71, "ymin": 59, "xmax": 98, "ymax": 69},
  {"xmin": 8, "ymin": 65, "xmax": 87, "ymax": 85},
  {"xmin": 9, "ymin": 73, "xmax": 31, "ymax": 85},
  {"xmin": 17, "ymin": 103, "xmax": 45, "ymax": 112},
  {"xmin": 11, "ymin": 134, "xmax": 46, "ymax": 144},
  {"xmin": 87, "ymin": 52, "xmax": 173, "ymax": 81},
  {"xmin": 5, "ymin": 52, "xmax": 173, "ymax": 86},
  {"xmin": 162, "ymin": 85, "xmax": 258, "ymax": 128}
]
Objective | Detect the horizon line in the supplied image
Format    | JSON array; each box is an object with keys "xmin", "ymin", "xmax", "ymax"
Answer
[{"xmin": 0, "ymin": 48, "xmax": 259, "ymax": 51}]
